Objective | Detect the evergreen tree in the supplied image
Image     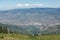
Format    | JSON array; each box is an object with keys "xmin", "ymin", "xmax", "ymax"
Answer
[
  {"xmin": 0, "ymin": 25, "xmax": 2, "ymax": 33},
  {"xmin": 2, "ymin": 26, "xmax": 8, "ymax": 34}
]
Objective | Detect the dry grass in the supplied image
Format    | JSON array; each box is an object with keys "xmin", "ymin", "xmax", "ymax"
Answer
[{"xmin": 0, "ymin": 34, "xmax": 60, "ymax": 40}]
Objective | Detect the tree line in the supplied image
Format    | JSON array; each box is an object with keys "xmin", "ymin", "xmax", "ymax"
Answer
[
  {"xmin": 0, "ymin": 25, "xmax": 8, "ymax": 33},
  {"xmin": 0, "ymin": 25, "xmax": 17, "ymax": 34}
]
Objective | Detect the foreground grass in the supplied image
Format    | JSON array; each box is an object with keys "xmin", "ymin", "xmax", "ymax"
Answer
[{"xmin": 0, "ymin": 34, "xmax": 60, "ymax": 40}]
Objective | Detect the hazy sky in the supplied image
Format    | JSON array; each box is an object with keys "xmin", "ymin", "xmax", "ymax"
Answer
[{"xmin": 0, "ymin": 0, "xmax": 60, "ymax": 10}]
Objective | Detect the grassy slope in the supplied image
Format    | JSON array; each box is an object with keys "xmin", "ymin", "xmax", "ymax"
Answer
[{"xmin": 0, "ymin": 34, "xmax": 60, "ymax": 40}]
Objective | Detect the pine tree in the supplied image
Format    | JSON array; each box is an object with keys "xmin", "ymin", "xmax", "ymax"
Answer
[
  {"xmin": 0, "ymin": 25, "xmax": 2, "ymax": 33},
  {"xmin": 2, "ymin": 26, "xmax": 8, "ymax": 34}
]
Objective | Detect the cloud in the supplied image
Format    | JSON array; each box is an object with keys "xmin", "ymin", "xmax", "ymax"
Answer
[
  {"xmin": 16, "ymin": 3, "xmax": 30, "ymax": 7},
  {"xmin": 16, "ymin": 3, "xmax": 44, "ymax": 8}
]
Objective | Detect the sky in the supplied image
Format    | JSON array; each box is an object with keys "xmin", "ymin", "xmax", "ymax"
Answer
[{"xmin": 0, "ymin": 0, "xmax": 60, "ymax": 10}]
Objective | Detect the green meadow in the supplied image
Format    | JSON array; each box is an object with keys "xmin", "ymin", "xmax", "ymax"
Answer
[{"xmin": 0, "ymin": 34, "xmax": 60, "ymax": 40}]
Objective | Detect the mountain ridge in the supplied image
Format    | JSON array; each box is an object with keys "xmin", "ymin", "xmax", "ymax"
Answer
[{"xmin": 0, "ymin": 8, "xmax": 60, "ymax": 26}]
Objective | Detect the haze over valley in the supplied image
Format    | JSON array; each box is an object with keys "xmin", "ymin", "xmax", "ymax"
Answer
[{"xmin": 0, "ymin": 8, "xmax": 60, "ymax": 34}]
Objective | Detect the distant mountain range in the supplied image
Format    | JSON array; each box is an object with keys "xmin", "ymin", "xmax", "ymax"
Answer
[
  {"xmin": 0, "ymin": 8, "xmax": 60, "ymax": 25},
  {"xmin": 0, "ymin": 8, "xmax": 60, "ymax": 35}
]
